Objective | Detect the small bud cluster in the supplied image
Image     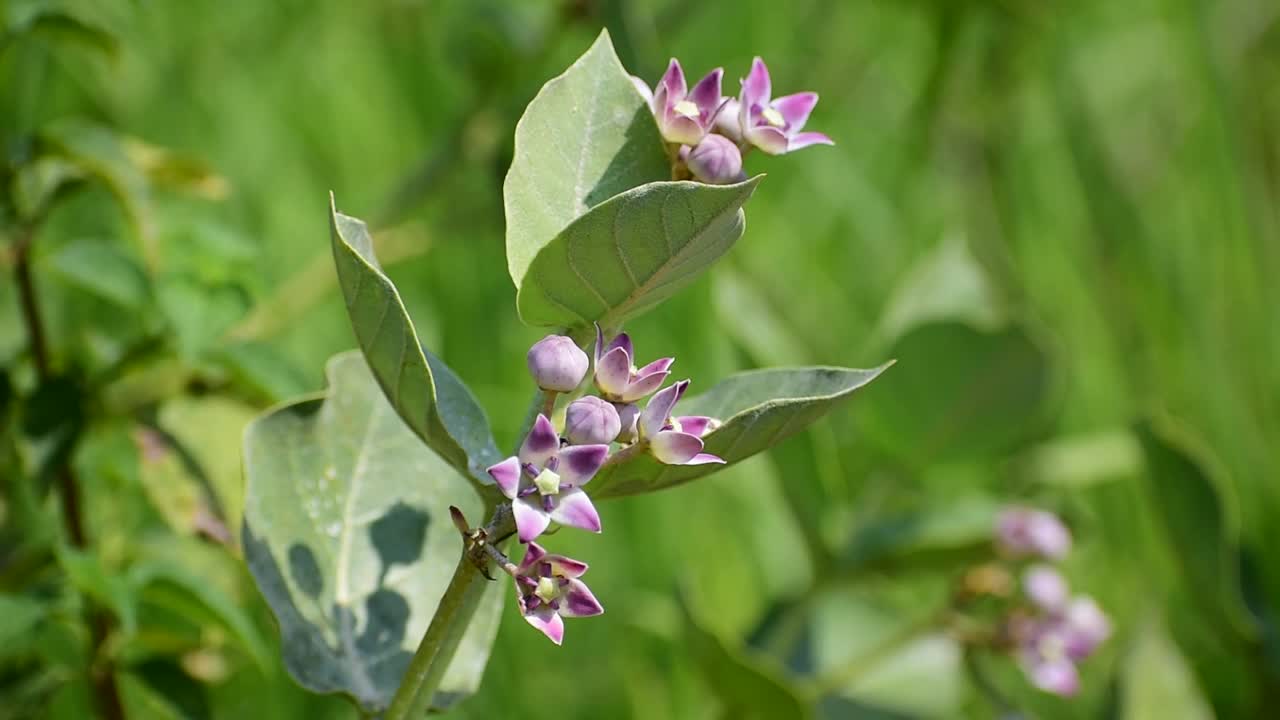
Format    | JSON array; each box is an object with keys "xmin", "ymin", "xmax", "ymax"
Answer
[
  {"xmin": 633, "ymin": 57, "xmax": 833, "ymax": 184},
  {"xmin": 487, "ymin": 327, "xmax": 724, "ymax": 644},
  {"xmin": 994, "ymin": 507, "xmax": 1111, "ymax": 697}
]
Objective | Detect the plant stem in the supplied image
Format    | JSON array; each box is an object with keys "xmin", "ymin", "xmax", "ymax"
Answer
[
  {"xmin": 11, "ymin": 221, "xmax": 125, "ymax": 720},
  {"xmin": 383, "ymin": 547, "xmax": 491, "ymax": 720}
]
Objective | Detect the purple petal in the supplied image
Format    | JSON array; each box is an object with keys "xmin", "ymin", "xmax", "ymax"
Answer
[
  {"xmin": 741, "ymin": 56, "xmax": 771, "ymax": 109},
  {"xmin": 715, "ymin": 97, "xmax": 743, "ymax": 141},
  {"xmin": 605, "ymin": 331, "xmax": 633, "ymax": 359},
  {"xmin": 1023, "ymin": 565, "xmax": 1069, "ymax": 612},
  {"xmin": 636, "ymin": 357, "xmax": 675, "ymax": 376},
  {"xmin": 486, "ymin": 456, "xmax": 522, "ymax": 499},
  {"xmin": 544, "ymin": 554, "xmax": 589, "ymax": 578},
  {"xmin": 524, "ymin": 606, "xmax": 565, "ymax": 645},
  {"xmin": 641, "ymin": 380, "xmax": 687, "ymax": 438},
  {"xmin": 1024, "ymin": 655, "xmax": 1079, "ymax": 697},
  {"xmin": 649, "ymin": 430, "xmax": 704, "ymax": 465},
  {"xmin": 593, "ymin": 323, "xmax": 607, "ymax": 364},
  {"xmin": 549, "ymin": 488, "xmax": 602, "ymax": 533},
  {"xmin": 560, "ymin": 578, "xmax": 604, "ymax": 618},
  {"xmin": 1063, "ymin": 597, "xmax": 1111, "ymax": 660},
  {"xmin": 517, "ymin": 541, "xmax": 548, "ymax": 574},
  {"xmin": 690, "ymin": 68, "xmax": 724, "ymax": 119},
  {"xmin": 595, "ymin": 347, "xmax": 633, "ymax": 397},
  {"xmin": 518, "ymin": 414, "xmax": 560, "ymax": 468},
  {"xmin": 556, "ymin": 444, "xmax": 609, "ymax": 486},
  {"xmin": 513, "ymin": 497, "xmax": 552, "ymax": 543},
  {"xmin": 660, "ymin": 58, "xmax": 687, "ymax": 103},
  {"xmin": 621, "ymin": 369, "xmax": 670, "ymax": 402},
  {"xmin": 745, "ymin": 125, "xmax": 789, "ymax": 155},
  {"xmin": 675, "ymin": 416, "xmax": 714, "ymax": 437},
  {"xmin": 660, "ymin": 114, "xmax": 705, "ymax": 146},
  {"xmin": 686, "ymin": 453, "xmax": 725, "ymax": 465},
  {"xmin": 787, "ymin": 131, "xmax": 835, "ymax": 152},
  {"xmin": 773, "ymin": 92, "xmax": 819, "ymax": 132}
]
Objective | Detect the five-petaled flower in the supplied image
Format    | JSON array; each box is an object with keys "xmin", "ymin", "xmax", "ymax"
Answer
[
  {"xmin": 736, "ymin": 57, "xmax": 833, "ymax": 155},
  {"xmin": 638, "ymin": 380, "xmax": 724, "ymax": 466},
  {"xmin": 488, "ymin": 415, "xmax": 607, "ymax": 542},
  {"xmin": 642, "ymin": 59, "xmax": 727, "ymax": 146},
  {"xmin": 1010, "ymin": 568, "xmax": 1112, "ymax": 697},
  {"xmin": 594, "ymin": 326, "xmax": 674, "ymax": 403},
  {"xmin": 512, "ymin": 542, "xmax": 603, "ymax": 645}
]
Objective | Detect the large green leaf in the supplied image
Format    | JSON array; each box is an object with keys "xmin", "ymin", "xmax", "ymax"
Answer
[
  {"xmin": 330, "ymin": 199, "xmax": 501, "ymax": 487},
  {"xmin": 837, "ymin": 496, "xmax": 1000, "ymax": 578},
  {"xmin": 516, "ymin": 178, "xmax": 761, "ymax": 328},
  {"xmin": 502, "ymin": 29, "xmax": 668, "ymax": 288},
  {"xmin": 593, "ymin": 365, "xmax": 890, "ymax": 499},
  {"xmin": 859, "ymin": 321, "xmax": 1052, "ymax": 464},
  {"xmin": 1136, "ymin": 420, "xmax": 1253, "ymax": 637},
  {"xmin": 242, "ymin": 352, "xmax": 503, "ymax": 713}
]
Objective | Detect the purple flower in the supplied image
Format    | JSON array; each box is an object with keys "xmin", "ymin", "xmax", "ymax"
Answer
[
  {"xmin": 1061, "ymin": 596, "xmax": 1111, "ymax": 660},
  {"xmin": 512, "ymin": 542, "xmax": 603, "ymax": 645},
  {"xmin": 527, "ymin": 335, "xmax": 589, "ymax": 392},
  {"xmin": 638, "ymin": 380, "xmax": 724, "ymax": 466},
  {"xmin": 996, "ymin": 506, "xmax": 1072, "ymax": 560},
  {"xmin": 1012, "ymin": 616, "xmax": 1081, "ymax": 697},
  {"xmin": 737, "ymin": 57, "xmax": 834, "ymax": 155},
  {"xmin": 593, "ymin": 326, "xmax": 674, "ymax": 403},
  {"xmin": 1022, "ymin": 565, "xmax": 1069, "ymax": 612},
  {"xmin": 682, "ymin": 134, "xmax": 744, "ymax": 185},
  {"xmin": 487, "ymin": 415, "xmax": 607, "ymax": 542},
  {"xmin": 648, "ymin": 59, "xmax": 728, "ymax": 146},
  {"xmin": 564, "ymin": 396, "xmax": 621, "ymax": 445}
]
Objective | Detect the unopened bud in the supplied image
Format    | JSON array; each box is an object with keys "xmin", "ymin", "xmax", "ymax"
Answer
[
  {"xmin": 564, "ymin": 396, "xmax": 622, "ymax": 445},
  {"xmin": 527, "ymin": 335, "xmax": 589, "ymax": 392}
]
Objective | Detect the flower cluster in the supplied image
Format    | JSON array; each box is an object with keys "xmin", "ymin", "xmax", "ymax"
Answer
[
  {"xmin": 995, "ymin": 507, "xmax": 1111, "ymax": 697},
  {"xmin": 487, "ymin": 328, "xmax": 724, "ymax": 643},
  {"xmin": 633, "ymin": 57, "xmax": 833, "ymax": 184}
]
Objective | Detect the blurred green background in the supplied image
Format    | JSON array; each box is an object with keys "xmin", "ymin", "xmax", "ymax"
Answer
[{"xmin": 3, "ymin": 0, "xmax": 1279, "ymax": 717}]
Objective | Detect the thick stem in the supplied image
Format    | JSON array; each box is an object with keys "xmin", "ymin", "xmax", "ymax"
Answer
[
  {"xmin": 383, "ymin": 551, "xmax": 491, "ymax": 720},
  {"xmin": 12, "ymin": 222, "xmax": 124, "ymax": 720},
  {"xmin": 540, "ymin": 390, "xmax": 558, "ymax": 422}
]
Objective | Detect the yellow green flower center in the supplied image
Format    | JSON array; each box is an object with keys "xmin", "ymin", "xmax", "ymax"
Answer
[
  {"xmin": 762, "ymin": 106, "xmax": 786, "ymax": 127},
  {"xmin": 673, "ymin": 99, "xmax": 700, "ymax": 119},
  {"xmin": 534, "ymin": 468, "xmax": 561, "ymax": 496},
  {"xmin": 535, "ymin": 576, "xmax": 560, "ymax": 603}
]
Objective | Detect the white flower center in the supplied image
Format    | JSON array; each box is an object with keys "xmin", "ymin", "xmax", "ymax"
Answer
[
  {"xmin": 1038, "ymin": 632, "xmax": 1067, "ymax": 662},
  {"xmin": 673, "ymin": 99, "xmax": 700, "ymax": 119},
  {"xmin": 762, "ymin": 106, "xmax": 786, "ymax": 127},
  {"xmin": 534, "ymin": 468, "xmax": 561, "ymax": 496},
  {"xmin": 535, "ymin": 577, "xmax": 560, "ymax": 603}
]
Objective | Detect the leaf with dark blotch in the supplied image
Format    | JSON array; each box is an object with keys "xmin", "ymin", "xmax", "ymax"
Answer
[
  {"xmin": 329, "ymin": 199, "xmax": 501, "ymax": 487},
  {"xmin": 241, "ymin": 352, "xmax": 502, "ymax": 713},
  {"xmin": 593, "ymin": 365, "xmax": 890, "ymax": 499}
]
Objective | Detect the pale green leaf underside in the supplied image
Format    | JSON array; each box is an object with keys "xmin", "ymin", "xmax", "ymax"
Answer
[
  {"xmin": 517, "ymin": 177, "xmax": 761, "ymax": 328},
  {"xmin": 330, "ymin": 198, "xmax": 501, "ymax": 485},
  {"xmin": 242, "ymin": 352, "xmax": 503, "ymax": 712},
  {"xmin": 592, "ymin": 364, "xmax": 891, "ymax": 499},
  {"xmin": 503, "ymin": 29, "xmax": 669, "ymax": 288}
]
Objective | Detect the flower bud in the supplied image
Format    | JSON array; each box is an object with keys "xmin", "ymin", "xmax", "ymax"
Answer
[
  {"xmin": 527, "ymin": 335, "xmax": 589, "ymax": 392},
  {"xmin": 996, "ymin": 507, "xmax": 1072, "ymax": 559},
  {"xmin": 1022, "ymin": 565, "xmax": 1068, "ymax": 612},
  {"xmin": 613, "ymin": 402, "xmax": 640, "ymax": 443},
  {"xmin": 564, "ymin": 396, "xmax": 621, "ymax": 445},
  {"xmin": 685, "ymin": 134, "xmax": 744, "ymax": 185}
]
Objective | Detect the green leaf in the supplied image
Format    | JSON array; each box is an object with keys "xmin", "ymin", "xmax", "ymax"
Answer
[
  {"xmin": 1122, "ymin": 618, "xmax": 1214, "ymax": 720},
  {"xmin": 56, "ymin": 545, "xmax": 136, "ymax": 635},
  {"xmin": 330, "ymin": 199, "xmax": 501, "ymax": 487},
  {"xmin": 837, "ymin": 496, "xmax": 999, "ymax": 577},
  {"xmin": 593, "ymin": 365, "xmax": 891, "ymax": 499},
  {"xmin": 46, "ymin": 239, "xmax": 150, "ymax": 309},
  {"xmin": 242, "ymin": 351, "xmax": 502, "ymax": 713},
  {"xmin": 38, "ymin": 119, "xmax": 152, "ymax": 248},
  {"xmin": 128, "ymin": 560, "xmax": 272, "ymax": 672},
  {"xmin": 10, "ymin": 156, "xmax": 86, "ymax": 221},
  {"xmin": 516, "ymin": 177, "xmax": 762, "ymax": 328},
  {"xmin": 1136, "ymin": 420, "xmax": 1253, "ymax": 637},
  {"xmin": 3, "ymin": 9, "xmax": 119, "ymax": 60},
  {"xmin": 859, "ymin": 321, "xmax": 1052, "ymax": 464},
  {"xmin": 0, "ymin": 593, "xmax": 47, "ymax": 650},
  {"xmin": 682, "ymin": 598, "xmax": 814, "ymax": 720},
  {"xmin": 503, "ymin": 29, "xmax": 668, "ymax": 288}
]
